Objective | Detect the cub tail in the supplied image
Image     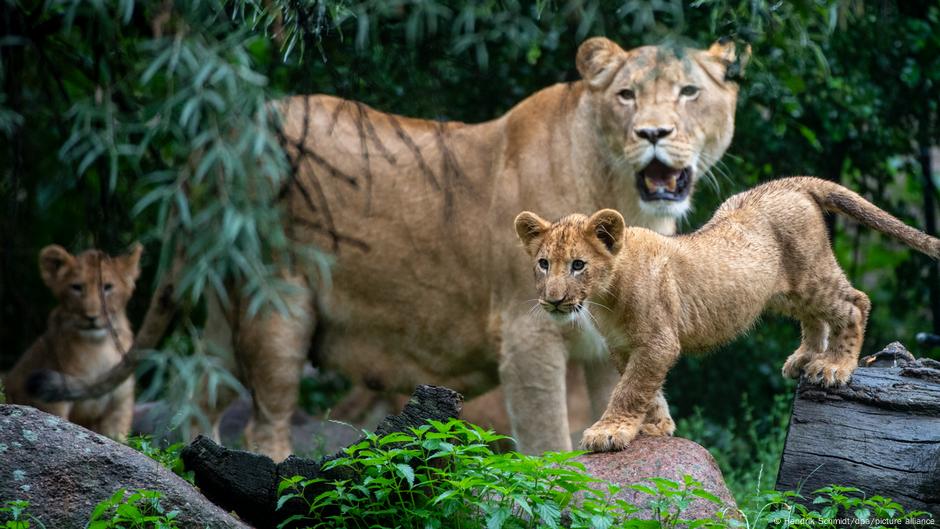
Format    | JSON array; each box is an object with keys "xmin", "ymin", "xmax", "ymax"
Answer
[{"xmin": 805, "ymin": 177, "xmax": 940, "ymax": 259}]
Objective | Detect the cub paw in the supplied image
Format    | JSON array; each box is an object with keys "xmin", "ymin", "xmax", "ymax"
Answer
[
  {"xmin": 781, "ymin": 352, "xmax": 810, "ymax": 379},
  {"xmin": 802, "ymin": 358, "xmax": 855, "ymax": 387},
  {"xmin": 640, "ymin": 417, "xmax": 675, "ymax": 437},
  {"xmin": 580, "ymin": 418, "xmax": 641, "ymax": 452}
]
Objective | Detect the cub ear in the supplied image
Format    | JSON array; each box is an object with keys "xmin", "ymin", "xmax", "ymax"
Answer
[
  {"xmin": 707, "ymin": 38, "xmax": 751, "ymax": 80},
  {"xmin": 39, "ymin": 245, "xmax": 75, "ymax": 288},
  {"xmin": 514, "ymin": 211, "xmax": 551, "ymax": 256},
  {"xmin": 576, "ymin": 37, "xmax": 626, "ymax": 89},
  {"xmin": 120, "ymin": 242, "xmax": 144, "ymax": 282},
  {"xmin": 587, "ymin": 209, "xmax": 625, "ymax": 254}
]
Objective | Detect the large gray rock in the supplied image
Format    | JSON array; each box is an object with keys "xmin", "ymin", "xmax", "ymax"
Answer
[
  {"xmin": 576, "ymin": 435, "xmax": 736, "ymax": 522},
  {"xmin": 0, "ymin": 404, "xmax": 249, "ymax": 528}
]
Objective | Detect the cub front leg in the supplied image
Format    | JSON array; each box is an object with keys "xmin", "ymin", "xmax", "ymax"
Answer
[
  {"xmin": 499, "ymin": 311, "xmax": 571, "ymax": 454},
  {"xmin": 581, "ymin": 336, "xmax": 679, "ymax": 452}
]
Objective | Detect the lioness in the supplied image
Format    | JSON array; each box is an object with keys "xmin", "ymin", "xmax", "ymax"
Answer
[
  {"xmin": 514, "ymin": 177, "xmax": 940, "ymax": 452},
  {"xmin": 5, "ymin": 244, "xmax": 142, "ymax": 440},
  {"xmin": 30, "ymin": 37, "xmax": 747, "ymax": 459}
]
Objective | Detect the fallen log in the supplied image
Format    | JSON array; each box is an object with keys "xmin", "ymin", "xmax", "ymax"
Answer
[
  {"xmin": 180, "ymin": 384, "xmax": 464, "ymax": 529},
  {"xmin": 775, "ymin": 343, "xmax": 940, "ymax": 515}
]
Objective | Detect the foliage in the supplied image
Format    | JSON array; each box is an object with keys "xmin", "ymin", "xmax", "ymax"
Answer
[
  {"xmin": 739, "ymin": 486, "xmax": 933, "ymax": 529},
  {"xmin": 276, "ymin": 419, "xmax": 729, "ymax": 528},
  {"xmin": 0, "ymin": 501, "xmax": 44, "ymax": 529},
  {"xmin": 126, "ymin": 435, "xmax": 195, "ymax": 485},
  {"xmin": 86, "ymin": 489, "xmax": 180, "ymax": 529}
]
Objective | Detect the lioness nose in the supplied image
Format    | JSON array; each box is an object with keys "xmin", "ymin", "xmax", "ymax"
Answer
[{"xmin": 635, "ymin": 127, "xmax": 674, "ymax": 143}]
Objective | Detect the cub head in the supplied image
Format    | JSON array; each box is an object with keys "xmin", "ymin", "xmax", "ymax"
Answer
[
  {"xmin": 39, "ymin": 243, "xmax": 143, "ymax": 339},
  {"xmin": 576, "ymin": 37, "xmax": 749, "ymax": 219},
  {"xmin": 514, "ymin": 209, "xmax": 625, "ymax": 322}
]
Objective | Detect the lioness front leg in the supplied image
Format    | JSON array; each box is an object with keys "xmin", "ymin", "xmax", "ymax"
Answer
[
  {"xmin": 499, "ymin": 311, "xmax": 572, "ymax": 454},
  {"xmin": 581, "ymin": 338, "xmax": 679, "ymax": 452}
]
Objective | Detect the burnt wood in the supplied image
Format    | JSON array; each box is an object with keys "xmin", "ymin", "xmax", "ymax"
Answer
[
  {"xmin": 776, "ymin": 345, "xmax": 940, "ymax": 516},
  {"xmin": 181, "ymin": 384, "xmax": 463, "ymax": 529}
]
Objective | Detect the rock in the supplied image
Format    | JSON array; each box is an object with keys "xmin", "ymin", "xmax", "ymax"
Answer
[
  {"xmin": 576, "ymin": 435, "xmax": 736, "ymax": 522},
  {"xmin": 0, "ymin": 404, "xmax": 249, "ymax": 528}
]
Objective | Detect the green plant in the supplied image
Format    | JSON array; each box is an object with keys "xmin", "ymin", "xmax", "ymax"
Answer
[
  {"xmin": 126, "ymin": 435, "xmax": 195, "ymax": 485},
  {"xmin": 0, "ymin": 500, "xmax": 44, "ymax": 529},
  {"xmin": 87, "ymin": 489, "xmax": 180, "ymax": 529},
  {"xmin": 276, "ymin": 419, "xmax": 728, "ymax": 528},
  {"xmin": 738, "ymin": 486, "xmax": 934, "ymax": 529}
]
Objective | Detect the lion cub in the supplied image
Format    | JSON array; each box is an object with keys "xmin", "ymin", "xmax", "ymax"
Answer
[
  {"xmin": 515, "ymin": 177, "xmax": 940, "ymax": 452},
  {"xmin": 4, "ymin": 243, "xmax": 142, "ymax": 441}
]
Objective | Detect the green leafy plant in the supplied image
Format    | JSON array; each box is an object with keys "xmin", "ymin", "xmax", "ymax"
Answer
[
  {"xmin": 738, "ymin": 486, "xmax": 934, "ymax": 529},
  {"xmin": 276, "ymin": 419, "xmax": 729, "ymax": 529},
  {"xmin": 0, "ymin": 500, "xmax": 44, "ymax": 529},
  {"xmin": 87, "ymin": 489, "xmax": 180, "ymax": 529},
  {"xmin": 126, "ymin": 435, "xmax": 195, "ymax": 485}
]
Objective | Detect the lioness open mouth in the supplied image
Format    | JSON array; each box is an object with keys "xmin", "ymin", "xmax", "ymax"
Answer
[{"xmin": 636, "ymin": 159, "xmax": 692, "ymax": 202}]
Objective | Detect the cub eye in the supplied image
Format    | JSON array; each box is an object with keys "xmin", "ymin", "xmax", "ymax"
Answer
[
  {"xmin": 571, "ymin": 259, "xmax": 585, "ymax": 271},
  {"xmin": 617, "ymin": 88, "xmax": 635, "ymax": 102},
  {"xmin": 538, "ymin": 259, "xmax": 549, "ymax": 271},
  {"xmin": 680, "ymin": 85, "xmax": 700, "ymax": 97},
  {"xmin": 70, "ymin": 283, "xmax": 82, "ymax": 293},
  {"xmin": 103, "ymin": 283, "xmax": 114, "ymax": 293}
]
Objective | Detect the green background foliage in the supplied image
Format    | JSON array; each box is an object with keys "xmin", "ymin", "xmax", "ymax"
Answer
[{"xmin": 1, "ymin": 0, "xmax": 938, "ymax": 495}]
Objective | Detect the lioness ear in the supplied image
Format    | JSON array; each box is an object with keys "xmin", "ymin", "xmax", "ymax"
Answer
[
  {"xmin": 707, "ymin": 38, "xmax": 750, "ymax": 80},
  {"xmin": 39, "ymin": 245, "xmax": 75, "ymax": 288},
  {"xmin": 120, "ymin": 242, "xmax": 144, "ymax": 282},
  {"xmin": 576, "ymin": 37, "xmax": 626, "ymax": 89},
  {"xmin": 514, "ymin": 212, "xmax": 551, "ymax": 256},
  {"xmin": 588, "ymin": 209, "xmax": 625, "ymax": 254}
]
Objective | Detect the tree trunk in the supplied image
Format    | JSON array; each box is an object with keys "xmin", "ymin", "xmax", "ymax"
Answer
[{"xmin": 775, "ymin": 343, "xmax": 940, "ymax": 514}]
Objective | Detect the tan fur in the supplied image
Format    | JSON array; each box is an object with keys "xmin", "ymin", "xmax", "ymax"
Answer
[
  {"xmin": 4, "ymin": 244, "xmax": 142, "ymax": 441},
  {"xmin": 30, "ymin": 38, "xmax": 747, "ymax": 460},
  {"xmin": 515, "ymin": 177, "xmax": 940, "ymax": 452}
]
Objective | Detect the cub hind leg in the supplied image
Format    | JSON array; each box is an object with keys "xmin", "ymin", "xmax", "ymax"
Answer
[{"xmin": 801, "ymin": 283, "xmax": 870, "ymax": 387}]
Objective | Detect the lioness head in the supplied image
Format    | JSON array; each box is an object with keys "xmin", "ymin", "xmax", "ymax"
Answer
[
  {"xmin": 577, "ymin": 37, "xmax": 749, "ymax": 218},
  {"xmin": 39, "ymin": 243, "xmax": 143, "ymax": 339},
  {"xmin": 514, "ymin": 209, "xmax": 625, "ymax": 322}
]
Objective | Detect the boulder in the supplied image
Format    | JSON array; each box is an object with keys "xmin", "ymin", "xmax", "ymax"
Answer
[
  {"xmin": 0, "ymin": 404, "xmax": 249, "ymax": 528},
  {"xmin": 576, "ymin": 435, "xmax": 737, "ymax": 522}
]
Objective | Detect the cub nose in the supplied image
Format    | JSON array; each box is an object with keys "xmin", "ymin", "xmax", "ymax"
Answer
[
  {"xmin": 545, "ymin": 295, "xmax": 567, "ymax": 308},
  {"xmin": 635, "ymin": 126, "xmax": 674, "ymax": 143}
]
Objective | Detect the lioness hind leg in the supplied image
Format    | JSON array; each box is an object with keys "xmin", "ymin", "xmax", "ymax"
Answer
[
  {"xmin": 803, "ymin": 287, "xmax": 870, "ymax": 387},
  {"xmin": 782, "ymin": 319, "xmax": 828, "ymax": 379},
  {"xmin": 639, "ymin": 389, "xmax": 675, "ymax": 437}
]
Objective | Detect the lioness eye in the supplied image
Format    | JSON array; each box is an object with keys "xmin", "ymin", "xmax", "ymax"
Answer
[
  {"xmin": 617, "ymin": 89, "xmax": 635, "ymax": 102},
  {"xmin": 571, "ymin": 260, "xmax": 585, "ymax": 271},
  {"xmin": 680, "ymin": 85, "xmax": 700, "ymax": 97},
  {"xmin": 70, "ymin": 283, "xmax": 82, "ymax": 293},
  {"xmin": 103, "ymin": 283, "xmax": 114, "ymax": 292},
  {"xmin": 538, "ymin": 259, "xmax": 549, "ymax": 271}
]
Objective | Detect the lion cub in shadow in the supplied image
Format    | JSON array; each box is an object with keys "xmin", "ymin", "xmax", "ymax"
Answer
[
  {"xmin": 515, "ymin": 177, "xmax": 940, "ymax": 452},
  {"xmin": 4, "ymin": 243, "xmax": 142, "ymax": 441}
]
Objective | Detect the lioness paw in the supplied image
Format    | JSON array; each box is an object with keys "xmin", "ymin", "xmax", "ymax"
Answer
[
  {"xmin": 580, "ymin": 418, "xmax": 641, "ymax": 452},
  {"xmin": 802, "ymin": 358, "xmax": 855, "ymax": 387}
]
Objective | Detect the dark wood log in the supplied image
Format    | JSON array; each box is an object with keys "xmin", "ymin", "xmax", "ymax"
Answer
[
  {"xmin": 776, "ymin": 343, "xmax": 940, "ymax": 516},
  {"xmin": 180, "ymin": 384, "xmax": 463, "ymax": 529}
]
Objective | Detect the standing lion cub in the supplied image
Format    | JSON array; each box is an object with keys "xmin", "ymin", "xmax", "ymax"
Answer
[
  {"xmin": 514, "ymin": 177, "xmax": 940, "ymax": 452},
  {"xmin": 4, "ymin": 243, "xmax": 142, "ymax": 441}
]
